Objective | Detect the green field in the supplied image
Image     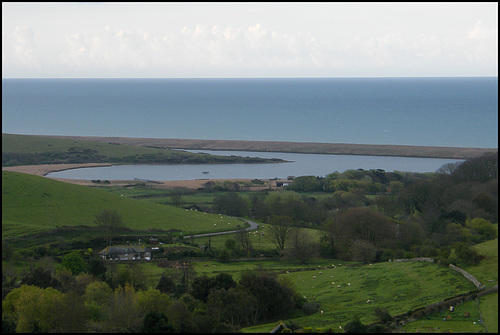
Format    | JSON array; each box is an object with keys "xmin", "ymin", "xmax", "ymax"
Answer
[{"xmin": 2, "ymin": 171, "xmax": 244, "ymax": 242}]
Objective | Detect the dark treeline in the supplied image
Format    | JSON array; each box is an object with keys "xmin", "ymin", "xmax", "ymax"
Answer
[
  {"xmin": 2, "ymin": 148, "xmax": 285, "ymax": 166},
  {"xmin": 211, "ymin": 152, "xmax": 498, "ymax": 265}
]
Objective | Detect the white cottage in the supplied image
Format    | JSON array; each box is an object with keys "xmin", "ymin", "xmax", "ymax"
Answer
[{"xmin": 98, "ymin": 245, "xmax": 151, "ymax": 261}]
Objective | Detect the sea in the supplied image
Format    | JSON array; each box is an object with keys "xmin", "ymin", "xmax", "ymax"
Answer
[{"xmin": 3, "ymin": 77, "xmax": 498, "ymax": 180}]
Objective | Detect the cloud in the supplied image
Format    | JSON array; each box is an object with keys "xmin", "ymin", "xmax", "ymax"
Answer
[
  {"xmin": 54, "ymin": 23, "xmax": 337, "ymax": 76},
  {"xmin": 468, "ymin": 20, "xmax": 496, "ymax": 39},
  {"xmin": 3, "ymin": 20, "xmax": 498, "ymax": 77},
  {"xmin": 12, "ymin": 26, "xmax": 39, "ymax": 67}
]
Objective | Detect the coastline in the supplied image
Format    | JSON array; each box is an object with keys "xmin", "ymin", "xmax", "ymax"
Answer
[
  {"xmin": 36, "ymin": 135, "xmax": 497, "ymax": 160},
  {"xmin": 3, "ymin": 136, "xmax": 496, "ymax": 188}
]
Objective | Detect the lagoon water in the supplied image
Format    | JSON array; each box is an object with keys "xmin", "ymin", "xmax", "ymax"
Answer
[{"xmin": 46, "ymin": 150, "xmax": 464, "ymax": 181}]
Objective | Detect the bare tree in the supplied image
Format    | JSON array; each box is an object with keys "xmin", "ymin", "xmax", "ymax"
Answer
[
  {"xmin": 266, "ymin": 216, "xmax": 293, "ymax": 251},
  {"xmin": 94, "ymin": 209, "xmax": 124, "ymax": 245},
  {"xmin": 285, "ymin": 228, "xmax": 319, "ymax": 264}
]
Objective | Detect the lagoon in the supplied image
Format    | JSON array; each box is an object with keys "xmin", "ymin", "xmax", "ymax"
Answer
[{"xmin": 46, "ymin": 150, "xmax": 464, "ymax": 181}]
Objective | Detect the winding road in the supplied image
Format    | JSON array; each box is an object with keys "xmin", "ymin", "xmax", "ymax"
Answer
[{"xmin": 183, "ymin": 219, "xmax": 260, "ymax": 239}]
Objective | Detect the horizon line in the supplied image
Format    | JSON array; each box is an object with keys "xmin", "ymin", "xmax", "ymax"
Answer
[{"xmin": 2, "ymin": 75, "xmax": 498, "ymax": 80}]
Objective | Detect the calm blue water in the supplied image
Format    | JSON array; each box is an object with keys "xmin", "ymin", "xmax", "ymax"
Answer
[
  {"xmin": 2, "ymin": 77, "xmax": 498, "ymax": 148},
  {"xmin": 46, "ymin": 150, "xmax": 464, "ymax": 181}
]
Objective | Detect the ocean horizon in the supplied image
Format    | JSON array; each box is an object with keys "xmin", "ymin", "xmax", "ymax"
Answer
[{"xmin": 2, "ymin": 77, "xmax": 498, "ymax": 148}]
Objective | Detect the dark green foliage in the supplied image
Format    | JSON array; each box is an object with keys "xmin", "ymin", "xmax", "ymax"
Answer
[
  {"xmin": 21, "ymin": 266, "xmax": 61, "ymax": 289},
  {"xmin": 344, "ymin": 316, "xmax": 367, "ymax": 333},
  {"xmin": 207, "ymin": 287, "xmax": 258, "ymax": 327},
  {"xmin": 141, "ymin": 311, "xmax": 175, "ymax": 333},
  {"xmin": 286, "ymin": 176, "xmax": 323, "ymax": 192},
  {"xmin": 373, "ymin": 307, "xmax": 393, "ymax": 324},
  {"xmin": 238, "ymin": 270, "xmax": 295, "ymax": 322},
  {"xmin": 88, "ymin": 258, "xmax": 107, "ymax": 281},
  {"xmin": 451, "ymin": 152, "xmax": 498, "ymax": 183},
  {"xmin": 191, "ymin": 273, "xmax": 236, "ymax": 303},
  {"xmin": 2, "ymin": 315, "xmax": 16, "ymax": 333},
  {"xmin": 61, "ymin": 251, "xmax": 87, "ymax": 275},
  {"xmin": 212, "ymin": 193, "xmax": 250, "ymax": 217}
]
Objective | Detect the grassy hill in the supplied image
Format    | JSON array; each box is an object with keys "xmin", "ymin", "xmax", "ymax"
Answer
[
  {"xmin": 2, "ymin": 133, "xmax": 285, "ymax": 166},
  {"xmin": 2, "ymin": 171, "xmax": 244, "ymax": 241}
]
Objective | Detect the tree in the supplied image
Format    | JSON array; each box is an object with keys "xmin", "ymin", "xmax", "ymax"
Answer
[
  {"xmin": 3, "ymin": 285, "xmax": 65, "ymax": 333},
  {"xmin": 287, "ymin": 176, "xmax": 322, "ymax": 192},
  {"xmin": 88, "ymin": 258, "xmax": 107, "ymax": 281},
  {"xmin": 103, "ymin": 284, "xmax": 142, "ymax": 333},
  {"xmin": 166, "ymin": 300, "xmax": 196, "ymax": 333},
  {"xmin": 344, "ymin": 316, "xmax": 367, "ymax": 333},
  {"xmin": 135, "ymin": 287, "xmax": 171, "ymax": 316},
  {"xmin": 266, "ymin": 215, "xmax": 293, "ymax": 251},
  {"xmin": 238, "ymin": 270, "xmax": 295, "ymax": 322},
  {"xmin": 451, "ymin": 152, "xmax": 498, "ymax": 183},
  {"xmin": 171, "ymin": 192, "xmax": 184, "ymax": 207},
  {"xmin": 235, "ymin": 229, "xmax": 253, "ymax": 255},
  {"xmin": 465, "ymin": 218, "xmax": 497, "ymax": 240},
  {"xmin": 62, "ymin": 251, "xmax": 87, "ymax": 275},
  {"xmin": 285, "ymin": 227, "xmax": 319, "ymax": 264},
  {"xmin": 94, "ymin": 209, "xmax": 124, "ymax": 245},
  {"xmin": 21, "ymin": 266, "xmax": 60, "ymax": 289},
  {"xmin": 83, "ymin": 280, "xmax": 113, "ymax": 306},
  {"xmin": 191, "ymin": 273, "xmax": 236, "ymax": 303},
  {"xmin": 156, "ymin": 273, "xmax": 177, "ymax": 295},
  {"xmin": 374, "ymin": 307, "xmax": 393, "ymax": 324},
  {"xmin": 212, "ymin": 193, "xmax": 250, "ymax": 217},
  {"xmin": 142, "ymin": 311, "xmax": 175, "ymax": 333},
  {"xmin": 207, "ymin": 287, "xmax": 258, "ymax": 327}
]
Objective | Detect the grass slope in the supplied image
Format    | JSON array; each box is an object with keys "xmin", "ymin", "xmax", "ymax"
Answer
[
  {"xmin": 2, "ymin": 171, "xmax": 243, "ymax": 240},
  {"xmin": 2, "ymin": 133, "xmax": 284, "ymax": 165}
]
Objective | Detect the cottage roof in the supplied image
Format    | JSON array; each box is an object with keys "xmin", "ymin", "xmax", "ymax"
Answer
[{"xmin": 99, "ymin": 245, "xmax": 150, "ymax": 256}]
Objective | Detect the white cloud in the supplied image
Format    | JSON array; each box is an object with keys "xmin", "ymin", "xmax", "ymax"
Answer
[
  {"xmin": 2, "ymin": 2, "xmax": 497, "ymax": 77},
  {"xmin": 12, "ymin": 25, "xmax": 39, "ymax": 67},
  {"xmin": 468, "ymin": 20, "xmax": 496, "ymax": 39}
]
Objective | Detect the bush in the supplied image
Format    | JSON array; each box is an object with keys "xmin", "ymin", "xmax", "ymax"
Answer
[
  {"xmin": 302, "ymin": 301, "xmax": 321, "ymax": 315},
  {"xmin": 344, "ymin": 316, "xmax": 367, "ymax": 333},
  {"xmin": 373, "ymin": 307, "xmax": 393, "ymax": 324}
]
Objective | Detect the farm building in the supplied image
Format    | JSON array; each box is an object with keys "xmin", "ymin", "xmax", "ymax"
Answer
[{"xmin": 98, "ymin": 245, "xmax": 151, "ymax": 261}]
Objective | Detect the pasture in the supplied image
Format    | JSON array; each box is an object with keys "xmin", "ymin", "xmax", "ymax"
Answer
[{"xmin": 2, "ymin": 171, "xmax": 244, "ymax": 242}]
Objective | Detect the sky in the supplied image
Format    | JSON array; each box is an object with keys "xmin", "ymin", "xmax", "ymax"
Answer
[{"xmin": 2, "ymin": 2, "xmax": 498, "ymax": 78}]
